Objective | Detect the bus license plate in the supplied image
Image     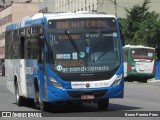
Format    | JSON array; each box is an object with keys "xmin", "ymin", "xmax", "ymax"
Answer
[{"xmin": 81, "ymin": 95, "xmax": 94, "ymax": 100}]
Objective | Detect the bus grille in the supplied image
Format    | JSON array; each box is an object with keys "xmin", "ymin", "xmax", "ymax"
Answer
[{"xmin": 67, "ymin": 90, "xmax": 107, "ymax": 99}]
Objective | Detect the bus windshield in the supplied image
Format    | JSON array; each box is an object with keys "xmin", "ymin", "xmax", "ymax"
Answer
[
  {"xmin": 48, "ymin": 18, "xmax": 120, "ymax": 74},
  {"xmin": 131, "ymin": 48, "xmax": 154, "ymax": 61}
]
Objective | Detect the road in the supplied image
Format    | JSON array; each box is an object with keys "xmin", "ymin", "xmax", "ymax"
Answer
[{"xmin": 0, "ymin": 76, "xmax": 160, "ymax": 120}]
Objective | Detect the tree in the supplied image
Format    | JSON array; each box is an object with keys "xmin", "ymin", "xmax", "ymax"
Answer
[
  {"xmin": 134, "ymin": 11, "xmax": 160, "ymax": 47},
  {"xmin": 119, "ymin": 0, "xmax": 160, "ymax": 47}
]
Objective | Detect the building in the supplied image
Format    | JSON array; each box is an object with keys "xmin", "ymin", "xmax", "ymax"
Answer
[
  {"xmin": 52, "ymin": 0, "xmax": 160, "ymax": 17},
  {"xmin": 54, "ymin": 0, "xmax": 98, "ymax": 13},
  {"xmin": 0, "ymin": 0, "xmax": 12, "ymax": 11},
  {"xmin": 0, "ymin": 2, "xmax": 47, "ymax": 62},
  {"xmin": 5, "ymin": 0, "xmax": 47, "ymax": 3}
]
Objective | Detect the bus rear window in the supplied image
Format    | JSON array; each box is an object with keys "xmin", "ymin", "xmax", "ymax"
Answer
[{"xmin": 131, "ymin": 48, "xmax": 154, "ymax": 61}]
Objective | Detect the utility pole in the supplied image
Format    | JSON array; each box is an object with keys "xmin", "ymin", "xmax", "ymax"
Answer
[
  {"xmin": 114, "ymin": 0, "xmax": 117, "ymax": 16},
  {"xmin": 110, "ymin": 0, "xmax": 117, "ymax": 16}
]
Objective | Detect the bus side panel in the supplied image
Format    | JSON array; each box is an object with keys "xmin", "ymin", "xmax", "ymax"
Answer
[
  {"xmin": 6, "ymin": 59, "xmax": 16, "ymax": 94},
  {"xmin": 5, "ymin": 59, "xmax": 27, "ymax": 96},
  {"xmin": 19, "ymin": 59, "xmax": 27, "ymax": 97},
  {"xmin": 25, "ymin": 59, "xmax": 38, "ymax": 99}
]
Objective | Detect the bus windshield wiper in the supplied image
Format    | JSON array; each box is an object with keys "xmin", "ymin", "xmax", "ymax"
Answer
[{"xmin": 65, "ymin": 30, "xmax": 79, "ymax": 53}]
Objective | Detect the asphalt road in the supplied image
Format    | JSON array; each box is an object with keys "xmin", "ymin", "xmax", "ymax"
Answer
[{"xmin": 0, "ymin": 76, "xmax": 160, "ymax": 120}]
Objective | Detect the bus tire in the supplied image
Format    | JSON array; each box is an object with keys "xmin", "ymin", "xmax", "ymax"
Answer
[
  {"xmin": 97, "ymin": 99, "xmax": 109, "ymax": 110},
  {"xmin": 39, "ymin": 100, "xmax": 49, "ymax": 111},
  {"xmin": 34, "ymin": 82, "xmax": 49, "ymax": 111},
  {"xmin": 37, "ymin": 92, "xmax": 49, "ymax": 111},
  {"xmin": 34, "ymin": 91, "xmax": 39, "ymax": 108},
  {"xmin": 15, "ymin": 81, "xmax": 24, "ymax": 106}
]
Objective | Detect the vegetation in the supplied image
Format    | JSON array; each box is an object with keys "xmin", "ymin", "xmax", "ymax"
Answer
[{"xmin": 119, "ymin": 0, "xmax": 160, "ymax": 48}]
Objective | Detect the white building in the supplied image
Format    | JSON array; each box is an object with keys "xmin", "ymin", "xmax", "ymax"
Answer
[
  {"xmin": 51, "ymin": 0, "xmax": 160, "ymax": 18},
  {"xmin": 54, "ymin": 0, "xmax": 98, "ymax": 13}
]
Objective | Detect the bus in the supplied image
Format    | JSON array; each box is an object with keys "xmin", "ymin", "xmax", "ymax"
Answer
[
  {"xmin": 5, "ymin": 12, "xmax": 124, "ymax": 111},
  {"xmin": 123, "ymin": 45, "xmax": 156, "ymax": 83}
]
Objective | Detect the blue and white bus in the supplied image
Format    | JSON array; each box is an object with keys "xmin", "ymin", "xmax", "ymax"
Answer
[{"xmin": 5, "ymin": 12, "xmax": 124, "ymax": 111}]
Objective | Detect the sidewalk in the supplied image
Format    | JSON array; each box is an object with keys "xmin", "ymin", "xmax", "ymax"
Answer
[
  {"xmin": 147, "ymin": 78, "xmax": 160, "ymax": 86},
  {"xmin": 0, "ymin": 76, "xmax": 5, "ymax": 81}
]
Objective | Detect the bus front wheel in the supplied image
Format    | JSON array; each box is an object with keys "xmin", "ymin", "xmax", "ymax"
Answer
[
  {"xmin": 97, "ymin": 99, "xmax": 109, "ymax": 110},
  {"xmin": 39, "ymin": 99, "xmax": 49, "ymax": 111},
  {"xmin": 34, "ymin": 87, "xmax": 49, "ymax": 111}
]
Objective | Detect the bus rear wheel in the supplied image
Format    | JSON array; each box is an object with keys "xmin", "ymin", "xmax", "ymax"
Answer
[
  {"xmin": 15, "ymin": 81, "xmax": 24, "ymax": 106},
  {"xmin": 97, "ymin": 99, "xmax": 109, "ymax": 110}
]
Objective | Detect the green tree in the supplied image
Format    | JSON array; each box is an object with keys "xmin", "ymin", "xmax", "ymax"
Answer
[
  {"xmin": 120, "ymin": 0, "xmax": 160, "ymax": 47},
  {"xmin": 134, "ymin": 11, "xmax": 160, "ymax": 47}
]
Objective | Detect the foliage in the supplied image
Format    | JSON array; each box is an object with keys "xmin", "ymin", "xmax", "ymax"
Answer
[{"xmin": 119, "ymin": 0, "xmax": 160, "ymax": 48}]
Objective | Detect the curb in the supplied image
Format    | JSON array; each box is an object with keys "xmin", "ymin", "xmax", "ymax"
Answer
[{"xmin": 147, "ymin": 78, "xmax": 160, "ymax": 86}]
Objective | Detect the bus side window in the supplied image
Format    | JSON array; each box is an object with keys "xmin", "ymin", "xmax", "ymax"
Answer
[
  {"xmin": 20, "ymin": 36, "xmax": 25, "ymax": 59},
  {"xmin": 11, "ymin": 30, "xmax": 19, "ymax": 59},
  {"xmin": 31, "ymin": 36, "xmax": 39, "ymax": 59},
  {"xmin": 38, "ymin": 34, "xmax": 44, "ymax": 64},
  {"xmin": 29, "ymin": 27, "xmax": 39, "ymax": 60},
  {"xmin": 26, "ymin": 38, "xmax": 32, "ymax": 59},
  {"xmin": 5, "ymin": 32, "xmax": 10, "ymax": 59}
]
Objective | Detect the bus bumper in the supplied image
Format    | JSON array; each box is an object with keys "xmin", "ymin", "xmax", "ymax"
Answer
[
  {"xmin": 47, "ymin": 83, "xmax": 124, "ymax": 102},
  {"xmin": 127, "ymin": 72, "xmax": 155, "ymax": 79}
]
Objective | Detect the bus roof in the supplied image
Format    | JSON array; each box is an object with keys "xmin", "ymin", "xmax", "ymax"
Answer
[
  {"xmin": 6, "ymin": 12, "xmax": 116, "ymax": 31},
  {"xmin": 26, "ymin": 12, "xmax": 116, "ymax": 20},
  {"xmin": 123, "ymin": 45, "xmax": 155, "ymax": 50}
]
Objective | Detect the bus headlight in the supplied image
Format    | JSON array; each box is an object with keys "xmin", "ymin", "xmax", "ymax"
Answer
[
  {"xmin": 49, "ymin": 77, "xmax": 63, "ymax": 89},
  {"xmin": 112, "ymin": 74, "xmax": 123, "ymax": 86}
]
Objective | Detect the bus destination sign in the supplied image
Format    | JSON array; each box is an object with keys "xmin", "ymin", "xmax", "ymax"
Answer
[{"xmin": 48, "ymin": 18, "xmax": 116, "ymax": 30}]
